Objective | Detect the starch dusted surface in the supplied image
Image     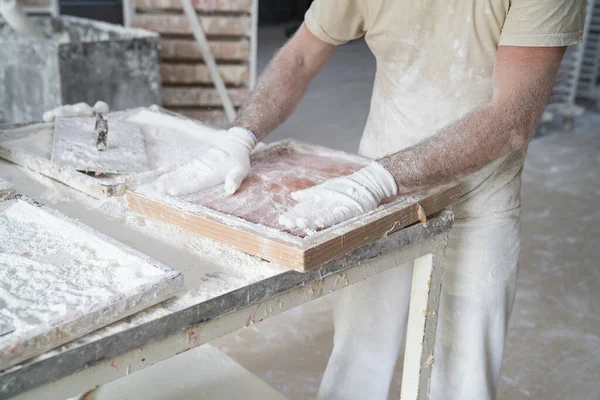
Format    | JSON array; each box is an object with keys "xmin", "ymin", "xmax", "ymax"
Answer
[
  {"xmin": 0, "ymin": 199, "xmax": 177, "ymax": 369},
  {"xmin": 0, "ymin": 108, "xmax": 223, "ymax": 198},
  {"xmin": 125, "ymin": 108, "xmax": 216, "ymax": 170},
  {"xmin": 0, "ymin": 124, "xmax": 54, "ymax": 159},
  {"xmin": 0, "ymin": 110, "xmax": 212, "ymax": 173},
  {"xmin": 0, "ymin": 178, "xmax": 14, "ymax": 197},
  {"xmin": 51, "ymin": 116, "xmax": 149, "ymax": 174},
  {"xmin": 183, "ymin": 148, "xmax": 364, "ymax": 237}
]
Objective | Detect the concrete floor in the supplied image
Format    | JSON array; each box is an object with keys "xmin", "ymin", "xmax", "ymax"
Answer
[{"xmin": 214, "ymin": 27, "xmax": 600, "ymax": 399}]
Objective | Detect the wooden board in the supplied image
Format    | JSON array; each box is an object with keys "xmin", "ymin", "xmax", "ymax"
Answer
[
  {"xmin": 162, "ymin": 87, "xmax": 248, "ymax": 107},
  {"xmin": 169, "ymin": 108, "xmax": 230, "ymax": 127},
  {"xmin": 132, "ymin": 2, "xmax": 254, "ymax": 127},
  {"xmin": 134, "ymin": 0, "xmax": 252, "ymax": 12},
  {"xmin": 127, "ymin": 141, "xmax": 461, "ymax": 271},
  {"xmin": 0, "ymin": 178, "xmax": 14, "ymax": 199},
  {"xmin": 159, "ymin": 38, "xmax": 250, "ymax": 61},
  {"xmin": 133, "ymin": 14, "xmax": 251, "ymax": 36},
  {"xmin": 0, "ymin": 195, "xmax": 183, "ymax": 370},
  {"xmin": 51, "ymin": 116, "xmax": 150, "ymax": 174},
  {"xmin": 161, "ymin": 63, "xmax": 249, "ymax": 85},
  {"xmin": 19, "ymin": 0, "xmax": 51, "ymax": 6}
]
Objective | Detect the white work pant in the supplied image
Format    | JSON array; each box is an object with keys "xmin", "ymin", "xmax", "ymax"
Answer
[{"xmin": 318, "ymin": 206, "xmax": 521, "ymax": 400}]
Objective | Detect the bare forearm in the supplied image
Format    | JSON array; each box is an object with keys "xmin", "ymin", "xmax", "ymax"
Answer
[
  {"xmin": 232, "ymin": 48, "xmax": 311, "ymax": 140},
  {"xmin": 380, "ymin": 46, "xmax": 564, "ymax": 195},
  {"xmin": 232, "ymin": 24, "xmax": 335, "ymax": 140},
  {"xmin": 379, "ymin": 103, "xmax": 538, "ymax": 194}
]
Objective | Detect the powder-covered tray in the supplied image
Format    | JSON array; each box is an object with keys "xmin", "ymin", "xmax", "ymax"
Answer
[
  {"xmin": 51, "ymin": 116, "xmax": 149, "ymax": 174},
  {"xmin": 0, "ymin": 195, "xmax": 183, "ymax": 371},
  {"xmin": 0, "ymin": 178, "xmax": 13, "ymax": 199},
  {"xmin": 128, "ymin": 140, "xmax": 461, "ymax": 271},
  {"xmin": 0, "ymin": 107, "xmax": 218, "ymax": 199}
]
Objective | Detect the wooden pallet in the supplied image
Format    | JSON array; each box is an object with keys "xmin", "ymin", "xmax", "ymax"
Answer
[
  {"xmin": 132, "ymin": 0, "xmax": 256, "ymax": 127},
  {"xmin": 162, "ymin": 87, "xmax": 248, "ymax": 107},
  {"xmin": 133, "ymin": 15, "xmax": 251, "ymax": 35},
  {"xmin": 167, "ymin": 108, "xmax": 230, "ymax": 126},
  {"xmin": 161, "ymin": 64, "xmax": 249, "ymax": 85},
  {"xmin": 18, "ymin": 0, "xmax": 58, "ymax": 15},
  {"xmin": 159, "ymin": 38, "xmax": 250, "ymax": 61},
  {"xmin": 127, "ymin": 140, "xmax": 461, "ymax": 271},
  {"xmin": 134, "ymin": 0, "xmax": 251, "ymax": 12}
]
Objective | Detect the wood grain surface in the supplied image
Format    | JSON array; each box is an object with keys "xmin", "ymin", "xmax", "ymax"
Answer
[{"xmin": 128, "ymin": 141, "xmax": 461, "ymax": 271}]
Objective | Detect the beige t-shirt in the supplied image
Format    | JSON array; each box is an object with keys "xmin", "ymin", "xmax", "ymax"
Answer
[{"xmin": 305, "ymin": 0, "xmax": 585, "ymax": 217}]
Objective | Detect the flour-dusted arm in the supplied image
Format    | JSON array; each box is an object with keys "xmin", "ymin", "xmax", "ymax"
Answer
[
  {"xmin": 379, "ymin": 46, "xmax": 566, "ymax": 194},
  {"xmin": 156, "ymin": 25, "xmax": 336, "ymax": 196},
  {"xmin": 232, "ymin": 24, "xmax": 336, "ymax": 140},
  {"xmin": 280, "ymin": 46, "xmax": 566, "ymax": 229}
]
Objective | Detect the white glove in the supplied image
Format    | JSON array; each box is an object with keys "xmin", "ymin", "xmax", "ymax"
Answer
[
  {"xmin": 42, "ymin": 101, "xmax": 109, "ymax": 122},
  {"xmin": 279, "ymin": 162, "xmax": 398, "ymax": 230},
  {"xmin": 155, "ymin": 127, "xmax": 256, "ymax": 196}
]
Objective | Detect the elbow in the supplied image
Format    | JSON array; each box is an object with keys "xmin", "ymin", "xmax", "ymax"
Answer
[
  {"xmin": 507, "ymin": 117, "xmax": 536, "ymax": 151},
  {"xmin": 497, "ymin": 97, "xmax": 541, "ymax": 150},
  {"xmin": 489, "ymin": 95, "xmax": 543, "ymax": 152},
  {"xmin": 275, "ymin": 46, "xmax": 311, "ymax": 81}
]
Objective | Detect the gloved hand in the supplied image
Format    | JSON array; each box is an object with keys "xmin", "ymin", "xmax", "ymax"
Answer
[
  {"xmin": 43, "ymin": 101, "xmax": 109, "ymax": 122},
  {"xmin": 155, "ymin": 127, "xmax": 256, "ymax": 196},
  {"xmin": 279, "ymin": 162, "xmax": 398, "ymax": 230}
]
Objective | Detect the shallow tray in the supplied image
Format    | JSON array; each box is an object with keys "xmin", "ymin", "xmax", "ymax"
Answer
[{"xmin": 0, "ymin": 195, "xmax": 183, "ymax": 371}]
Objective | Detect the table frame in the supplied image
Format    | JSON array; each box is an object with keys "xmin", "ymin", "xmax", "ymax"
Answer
[{"xmin": 2, "ymin": 212, "xmax": 453, "ymax": 400}]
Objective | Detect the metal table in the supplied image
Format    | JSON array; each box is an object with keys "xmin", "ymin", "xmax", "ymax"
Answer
[{"xmin": 0, "ymin": 159, "xmax": 453, "ymax": 400}]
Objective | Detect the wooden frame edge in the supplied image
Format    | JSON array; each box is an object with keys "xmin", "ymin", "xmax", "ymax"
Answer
[
  {"xmin": 301, "ymin": 184, "xmax": 461, "ymax": 270},
  {"xmin": 0, "ymin": 195, "xmax": 184, "ymax": 371},
  {"xmin": 126, "ymin": 191, "xmax": 308, "ymax": 269}
]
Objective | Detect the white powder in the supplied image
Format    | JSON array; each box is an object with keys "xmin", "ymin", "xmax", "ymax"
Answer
[
  {"xmin": 16, "ymin": 183, "xmax": 287, "ymax": 308},
  {"xmin": 1, "ymin": 125, "xmax": 54, "ymax": 159},
  {"xmin": 113, "ymin": 197, "xmax": 286, "ymax": 303},
  {"xmin": 0, "ymin": 200, "xmax": 166, "ymax": 346},
  {"xmin": 0, "ymin": 178, "xmax": 13, "ymax": 196},
  {"xmin": 126, "ymin": 110, "xmax": 217, "ymax": 170},
  {"xmin": 2, "ymin": 109, "xmax": 219, "ymax": 178},
  {"xmin": 0, "ymin": 111, "xmax": 291, "ymax": 370},
  {"xmin": 52, "ymin": 116, "xmax": 149, "ymax": 174}
]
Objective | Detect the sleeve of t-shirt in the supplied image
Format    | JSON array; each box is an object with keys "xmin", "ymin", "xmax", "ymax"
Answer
[
  {"xmin": 499, "ymin": 0, "xmax": 586, "ymax": 47},
  {"xmin": 304, "ymin": 0, "xmax": 366, "ymax": 46}
]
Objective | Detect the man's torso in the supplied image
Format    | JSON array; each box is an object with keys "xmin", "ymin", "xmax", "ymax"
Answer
[
  {"xmin": 305, "ymin": 0, "xmax": 583, "ymax": 216},
  {"xmin": 357, "ymin": 0, "xmax": 522, "ymax": 216}
]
